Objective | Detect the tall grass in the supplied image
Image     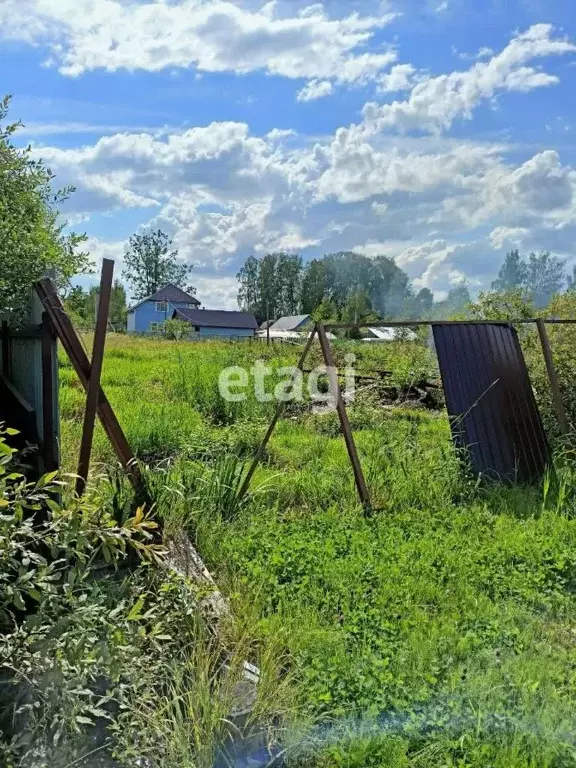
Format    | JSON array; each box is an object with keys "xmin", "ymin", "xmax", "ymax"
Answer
[{"xmin": 56, "ymin": 333, "xmax": 576, "ymax": 767}]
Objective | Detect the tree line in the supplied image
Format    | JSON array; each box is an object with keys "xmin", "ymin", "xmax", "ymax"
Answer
[
  {"xmin": 237, "ymin": 251, "xmax": 438, "ymax": 324},
  {"xmin": 236, "ymin": 249, "xmax": 576, "ymax": 325},
  {"xmin": 237, "ymin": 251, "xmax": 470, "ymax": 324}
]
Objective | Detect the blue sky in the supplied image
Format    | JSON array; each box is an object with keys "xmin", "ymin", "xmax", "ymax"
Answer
[{"xmin": 2, "ymin": 0, "xmax": 576, "ymax": 306}]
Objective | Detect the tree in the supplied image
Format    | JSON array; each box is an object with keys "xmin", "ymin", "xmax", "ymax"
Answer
[
  {"xmin": 312, "ymin": 296, "xmax": 338, "ymax": 322},
  {"xmin": 492, "ymin": 249, "xmax": 528, "ymax": 291},
  {"xmin": 0, "ymin": 95, "xmax": 89, "ymax": 323},
  {"xmin": 525, "ymin": 250, "xmax": 566, "ymax": 308},
  {"xmin": 566, "ymin": 265, "xmax": 576, "ymax": 293},
  {"xmin": 237, "ymin": 255, "xmax": 260, "ymax": 315},
  {"xmin": 80, "ymin": 280, "xmax": 127, "ymax": 328},
  {"xmin": 468, "ymin": 288, "xmax": 535, "ymax": 321},
  {"xmin": 236, "ymin": 252, "xmax": 303, "ymax": 322},
  {"xmin": 276, "ymin": 253, "xmax": 303, "ymax": 316},
  {"xmin": 492, "ymin": 249, "xmax": 566, "ymax": 308},
  {"xmin": 122, "ymin": 230, "xmax": 193, "ymax": 300},
  {"xmin": 341, "ymin": 288, "xmax": 374, "ymax": 324},
  {"xmin": 259, "ymin": 253, "xmax": 280, "ymax": 321},
  {"xmin": 109, "ymin": 280, "xmax": 128, "ymax": 326},
  {"xmin": 163, "ymin": 318, "xmax": 190, "ymax": 340},
  {"xmin": 431, "ymin": 281, "xmax": 471, "ymax": 319},
  {"xmin": 301, "ymin": 259, "xmax": 326, "ymax": 314},
  {"xmin": 372, "ymin": 255, "xmax": 412, "ymax": 317},
  {"xmin": 413, "ymin": 288, "xmax": 434, "ymax": 316},
  {"xmin": 64, "ymin": 286, "xmax": 88, "ymax": 318},
  {"xmin": 323, "ymin": 252, "xmax": 380, "ymax": 311}
]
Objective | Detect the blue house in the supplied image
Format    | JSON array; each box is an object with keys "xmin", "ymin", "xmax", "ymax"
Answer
[
  {"xmin": 127, "ymin": 284, "xmax": 200, "ymax": 333},
  {"xmin": 172, "ymin": 307, "xmax": 258, "ymax": 339}
]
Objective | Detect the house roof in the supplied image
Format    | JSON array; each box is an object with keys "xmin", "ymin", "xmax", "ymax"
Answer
[
  {"xmin": 269, "ymin": 314, "xmax": 310, "ymax": 331},
  {"xmin": 173, "ymin": 307, "xmax": 259, "ymax": 330},
  {"xmin": 364, "ymin": 327, "xmax": 418, "ymax": 341},
  {"xmin": 256, "ymin": 328, "xmax": 335, "ymax": 340},
  {"xmin": 128, "ymin": 284, "xmax": 200, "ymax": 312}
]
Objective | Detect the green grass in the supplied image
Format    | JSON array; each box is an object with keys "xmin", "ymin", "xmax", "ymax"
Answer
[{"xmin": 58, "ymin": 333, "xmax": 576, "ymax": 767}]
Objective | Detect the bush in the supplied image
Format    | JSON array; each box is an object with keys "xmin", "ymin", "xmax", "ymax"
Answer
[{"xmin": 0, "ymin": 425, "xmax": 161, "ymax": 763}]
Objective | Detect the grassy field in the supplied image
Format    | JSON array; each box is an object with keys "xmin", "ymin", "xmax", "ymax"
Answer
[{"xmin": 59, "ymin": 333, "xmax": 576, "ymax": 767}]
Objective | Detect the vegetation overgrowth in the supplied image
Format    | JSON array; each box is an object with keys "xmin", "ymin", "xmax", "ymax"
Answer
[{"xmin": 39, "ymin": 326, "xmax": 576, "ymax": 766}]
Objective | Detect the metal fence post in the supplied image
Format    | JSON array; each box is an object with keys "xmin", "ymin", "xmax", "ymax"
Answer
[{"xmin": 536, "ymin": 318, "xmax": 569, "ymax": 435}]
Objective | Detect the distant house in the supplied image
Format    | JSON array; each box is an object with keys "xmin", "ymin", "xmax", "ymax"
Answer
[
  {"xmin": 127, "ymin": 284, "xmax": 200, "ymax": 333},
  {"xmin": 171, "ymin": 307, "xmax": 258, "ymax": 339},
  {"xmin": 256, "ymin": 314, "xmax": 336, "ymax": 340},
  {"xmin": 268, "ymin": 314, "xmax": 311, "ymax": 332},
  {"xmin": 362, "ymin": 327, "xmax": 418, "ymax": 342}
]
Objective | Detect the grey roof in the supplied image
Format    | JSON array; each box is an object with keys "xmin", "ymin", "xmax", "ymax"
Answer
[
  {"xmin": 128, "ymin": 283, "xmax": 200, "ymax": 312},
  {"xmin": 173, "ymin": 307, "xmax": 258, "ymax": 330},
  {"xmin": 269, "ymin": 314, "xmax": 310, "ymax": 331}
]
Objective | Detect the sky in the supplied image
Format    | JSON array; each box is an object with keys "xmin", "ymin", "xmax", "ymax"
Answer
[{"xmin": 2, "ymin": 0, "xmax": 576, "ymax": 308}]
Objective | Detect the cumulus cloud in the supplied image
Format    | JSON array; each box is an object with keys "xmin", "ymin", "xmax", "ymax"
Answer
[
  {"xmin": 20, "ymin": 24, "xmax": 576, "ymax": 299},
  {"xmin": 0, "ymin": 0, "xmax": 398, "ymax": 89},
  {"xmin": 362, "ymin": 24, "xmax": 575, "ymax": 134},
  {"xmin": 41, "ymin": 120, "xmax": 576, "ymax": 297},
  {"xmin": 378, "ymin": 64, "xmax": 418, "ymax": 93},
  {"xmin": 193, "ymin": 275, "xmax": 241, "ymax": 310},
  {"xmin": 296, "ymin": 79, "xmax": 334, "ymax": 102}
]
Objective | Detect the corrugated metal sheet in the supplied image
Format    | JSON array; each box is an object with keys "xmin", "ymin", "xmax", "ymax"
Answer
[
  {"xmin": 433, "ymin": 322, "xmax": 548, "ymax": 483},
  {"xmin": 0, "ymin": 291, "xmax": 59, "ymax": 468}
]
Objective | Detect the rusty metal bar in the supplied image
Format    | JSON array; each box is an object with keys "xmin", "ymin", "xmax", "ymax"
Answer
[
  {"xmin": 41, "ymin": 312, "xmax": 57, "ymax": 472},
  {"xmin": 76, "ymin": 259, "xmax": 114, "ymax": 495},
  {"xmin": 316, "ymin": 322, "xmax": 371, "ymax": 509},
  {"xmin": 536, "ymin": 318, "xmax": 569, "ymax": 435},
  {"xmin": 237, "ymin": 328, "xmax": 317, "ymax": 500},
  {"xmin": 35, "ymin": 278, "xmax": 141, "ymax": 490}
]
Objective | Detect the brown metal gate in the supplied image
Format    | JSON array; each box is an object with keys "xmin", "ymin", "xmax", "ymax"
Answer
[{"xmin": 433, "ymin": 322, "xmax": 548, "ymax": 483}]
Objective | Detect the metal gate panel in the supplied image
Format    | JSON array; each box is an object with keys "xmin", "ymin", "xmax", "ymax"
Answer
[{"xmin": 433, "ymin": 323, "xmax": 548, "ymax": 483}]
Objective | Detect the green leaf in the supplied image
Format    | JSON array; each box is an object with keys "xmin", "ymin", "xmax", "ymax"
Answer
[
  {"xmin": 127, "ymin": 596, "xmax": 145, "ymax": 621},
  {"xmin": 75, "ymin": 715, "xmax": 94, "ymax": 725}
]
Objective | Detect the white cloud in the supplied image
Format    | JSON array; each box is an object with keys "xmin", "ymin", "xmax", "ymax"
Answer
[
  {"xmin": 266, "ymin": 128, "xmax": 297, "ymax": 141},
  {"xmin": 193, "ymin": 276, "xmax": 240, "ymax": 310},
  {"xmin": 296, "ymin": 79, "xmax": 334, "ymax": 102},
  {"xmin": 378, "ymin": 64, "xmax": 417, "ymax": 93},
  {"xmin": 32, "ymin": 121, "xmax": 301, "ymax": 215},
  {"xmin": 489, "ymin": 226, "xmax": 530, "ymax": 250},
  {"xmin": 362, "ymin": 25, "xmax": 575, "ymax": 135},
  {"xmin": 18, "ymin": 121, "xmax": 159, "ymax": 137},
  {"xmin": 0, "ymin": 0, "xmax": 398, "ymax": 89},
  {"xmin": 314, "ymin": 136, "xmax": 503, "ymax": 204},
  {"xmin": 454, "ymin": 46, "xmax": 495, "ymax": 62},
  {"xmin": 21, "ymin": 24, "xmax": 576, "ymax": 300},
  {"xmin": 48, "ymin": 117, "xmax": 576, "ymax": 297}
]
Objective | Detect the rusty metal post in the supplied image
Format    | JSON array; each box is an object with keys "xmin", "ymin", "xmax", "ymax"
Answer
[
  {"xmin": 41, "ymin": 312, "xmax": 57, "ymax": 472},
  {"xmin": 237, "ymin": 327, "xmax": 317, "ymax": 500},
  {"xmin": 536, "ymin": 318, "xmax": 569, "ymax": 435},
  {"xmin": 316, "ymin": 322, "xmax": 371, "ymax": 509},
  {"xmin": 76, "ymin": 259, "xmax": 114, "ymax": 495},
  {"xmin": 35, "ymin": 278, "xmax": 141, "ymax": 499}
]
